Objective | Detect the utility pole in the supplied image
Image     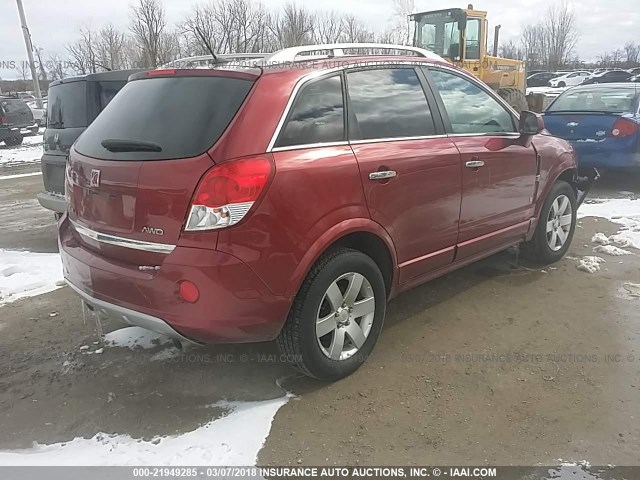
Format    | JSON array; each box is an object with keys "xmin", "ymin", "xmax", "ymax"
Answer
[{"xmin": 16, "ymin": 0, "xmax": 43, "ymax": 108}]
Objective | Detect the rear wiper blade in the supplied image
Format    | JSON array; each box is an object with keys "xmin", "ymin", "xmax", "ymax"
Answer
[{"xmin": 101, "ymin": 139, "xmax": 162, "ymax": 153}]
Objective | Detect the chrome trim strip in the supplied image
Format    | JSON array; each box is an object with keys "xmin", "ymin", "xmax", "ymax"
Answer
[
  {"xmin": 350, "ymin": 134, "xmax": 449, "ymax": 145},
  {"xmin": 271, "ymin": 141, "xmax": 350, "ymax": 152},
  {"xmin": 70, "ymin": 219, "xmax": 176, "ymax": 254}
]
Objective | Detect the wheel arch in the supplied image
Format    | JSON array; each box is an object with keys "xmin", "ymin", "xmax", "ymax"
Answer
[{"xmin": 284, "ymin": 219, "xmax": 398, "ymax": 300}]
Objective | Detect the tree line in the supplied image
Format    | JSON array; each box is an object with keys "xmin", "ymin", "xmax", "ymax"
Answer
[
  {"xmin": 19, "ymin": 0, "xmax": 413, "ymax": 81},
  {"xmin": 499, "ymin": 1, "xmax": 638, "ymax": 71}
]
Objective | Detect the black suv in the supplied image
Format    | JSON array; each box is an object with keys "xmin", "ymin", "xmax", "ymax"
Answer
[
  {"xmin": 38, "ymin": 69, "xmax": 145, "ymax": 213},
  {"xmin": 0, "ymin": 96, "xmax": 35, "ymax": 146}
]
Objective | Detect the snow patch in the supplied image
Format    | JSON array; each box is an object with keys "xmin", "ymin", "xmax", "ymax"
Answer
[
  {"xmin": 593, "ymin": 245, "xmax": 631, "ymax": 256},
  {"xmin": 104, "ymin": 326, "xmax": 172, "ymax": 350},
  {"xmin": 591, "ymin": 232, "xmax": 610, "ymax": 245},
  {"xmin": 0, "ymin": 135, "xmax": 43, "ymax": 165},
  {"xmin": 576, "ymin": 256, "xmax": 605, "ymax": 274},
  {"xmin": 0, "ymin": 396, "xmax": 289, "ymax": 466},
  {"xmin": 579, "ymin": 199, "xmax": 640, "ymax": 250},
  {"xmin": 0, "ymin": 250, "xmax": 64, "ymax": 305}
]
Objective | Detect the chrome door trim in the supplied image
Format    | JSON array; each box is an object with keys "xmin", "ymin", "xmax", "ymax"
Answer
[{"xmin": 70, "ymin": 219, "xmax": 176, "ymax": 254}]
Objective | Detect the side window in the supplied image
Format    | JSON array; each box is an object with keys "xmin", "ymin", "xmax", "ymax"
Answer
[
  {"xmin": 275, "ymin": 75, "xmax": 344, "ymax": 148},
  {"xmin": 429, "ymin": 69, "xmax": 516, "ymax": 134},
  {"xmin": 465, "ymin": 18, "xmax": 481, "ymax": 60},
  {"xmin": 347, "ymin": 68, "xmax": 436, "ymax": 140}
]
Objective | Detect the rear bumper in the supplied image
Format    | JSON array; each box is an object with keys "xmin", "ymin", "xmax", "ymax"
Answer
[
  {"xmin": 67, "ymin": 280, "xmax": 199, "ymax": 346},
  {"xmin": 575, "ymin": 151, "xmax": 640, "ymax": 169},
  {"xmin": 37, "ymin": 191, "xmax": 66, "ymax": 213},
  {"xmin": 58, "ymin": 215, "xmax": 292, "ymax": 344}
]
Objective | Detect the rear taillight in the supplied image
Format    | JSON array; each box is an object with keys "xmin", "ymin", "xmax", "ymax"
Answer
[
  {"xmin": 0, "ymin": 115, "xmax": 8, "ymax": 126},
  {"xmin": 609, "ymin": 118, "xmax": 639, "ymax": 138},
  {"xmin": 185, "ymin": 156, "xmax": 272, "ymax": 231}
]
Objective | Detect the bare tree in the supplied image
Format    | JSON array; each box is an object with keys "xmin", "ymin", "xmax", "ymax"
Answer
[
  {"xmin": 520, "ymin": 1, "xmax": 578, "ymax": 70},
  {"xmin": 34, "ymin": 47, "xmax": 48, "ymax": 81},
  {"xmin": 97, "ymin": 25, "xmax": 127, "ymax": 70},
  {"xmin": 47, "ymin": 53, "xmax": 69, "ymax": 80},
  {"xmin": 545, "ymin": 1, "xmax": 579, "ymax": 70},
  {"xmin": 312, "ymin": 11, "xmax": 344, "ymax": 44},
  {"xmin": 66, "ymin": 26, "xmax": 99, "ymax": 74},
  {"xmin": 270, "ymin": 3, "xmax": 314, "ymax": 49},
  {"xmin": 340, "ymin": 15, "xmax": 375, "ymax": 43},
  {"xmin": 391, "ymin": 0, "xmax": 415, "ymax": 45},
  {"xmin": 499, "ymin": 40, "xmax": 524, "ymax": 60},
  {"xmin": 624, "ymin": 41, "xmax": 639, "ymax": 68},
  {"xmin": 14, "ymin": 61, "xmax": 30, "ymax": 81},
  {"xmin": 130, "ymin": 0, "xmax": 167, "ymax": 67}
]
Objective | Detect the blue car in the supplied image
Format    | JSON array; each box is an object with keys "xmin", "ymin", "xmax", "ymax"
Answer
[{"xmin": 543, "ymin": 83, "xmax": 640, "ymax": 169}]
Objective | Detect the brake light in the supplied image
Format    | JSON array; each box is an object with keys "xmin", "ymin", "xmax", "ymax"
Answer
[
  {"xmin": 609, "ymin": 118, "xmax": 639, "ymax": 138},
  {"xmin": 147, "ymin": 69, "xmax": 176, "ymax": 76},
  {"xmin": 0, "ymin": 115, "xmax": 8, "ymax": 126},
  {"xmin": 185, "ymin": 157, "xmax": 272, "ymax": 231}
]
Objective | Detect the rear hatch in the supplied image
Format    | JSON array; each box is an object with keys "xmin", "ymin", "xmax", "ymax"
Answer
[
  {"xmin": 67, "ymin": 70, "xmax": 256, "ymax": 264},
  {"xmin": 0, "ymin": 98, "xmax": 34, "ymax": 128},
  {"xmin": 544, "ymin": 85, "xmax": 640, "ymax": 155}
]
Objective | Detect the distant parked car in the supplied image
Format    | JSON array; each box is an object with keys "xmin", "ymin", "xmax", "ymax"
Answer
[
  {"xmin": 582, "ymin": 70, "xmax": 632, "ymax": 85},
  {"xmin": 628, "ymin": 67, "xmax": 640, "ymax": 76},
  {"xmin": 59, "ymin": 45, "xmax": 592, "ymax": 380},
  {"xmin": 543, "ymin": 83, "xmax": 640, "ymax": 169},
  {"xmin": 0, "ymin": 96, "xmax": 35, "ymax": 146},
  {"xmin": 527, "ymin": 72, "xmax": 559, "ymax": 88},
  {"xmin": 38, "ymin": 69, "xmax": 145, "ymax": 214},
  {"xmin": 27, "ymin": 100, "xmax": 47, "ymax": 129},
  {"xmin": 549, "ymin": 71, "xmax": 592, "ymax": 88},
  {"xmin": 630, "ymin": 75, "xmax": 640, "ymax": 83}
]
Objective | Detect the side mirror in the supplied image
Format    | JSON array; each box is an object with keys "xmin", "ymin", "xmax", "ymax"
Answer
[{"xmin": 519, "ymin": 111, "xmax": 545, "ymax": 136}]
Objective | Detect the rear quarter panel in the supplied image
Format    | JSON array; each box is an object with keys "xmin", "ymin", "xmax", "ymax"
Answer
[{"xmin": 215, "ymin": 146, "xmax": 376, "ymax": 299}]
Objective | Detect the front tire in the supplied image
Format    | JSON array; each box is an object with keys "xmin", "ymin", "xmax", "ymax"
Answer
[
  {"xmin": 277, "ymin": 248, "xmax": 386, "ymax": 381},
  {"xmin": 522, "ymin": 180, "xmax": 577, "ymax": 264},
  {"xmin": 497, "ymin": 87, "xmax": 529, "ymax": 114}
]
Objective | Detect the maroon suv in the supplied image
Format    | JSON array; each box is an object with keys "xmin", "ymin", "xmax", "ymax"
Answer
[{"xmin": 59, "ymin": 46, "xmax": 586, "ymax": 380}]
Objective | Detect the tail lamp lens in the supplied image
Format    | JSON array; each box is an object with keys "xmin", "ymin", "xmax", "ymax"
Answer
[
  {"xmin": 609, "ymin": 118, "xmax": 639, "ymax": 138},
  {"xmin": 179, "ymin": 280, "xmax": 200, "ymax": 303},
  {"xmin": 185, "ymin": 157, "xmax": 272, "ymax": 232},
  {"xmin": 0, "ymin": 115, "xmax": 8, "ymax": 126}
]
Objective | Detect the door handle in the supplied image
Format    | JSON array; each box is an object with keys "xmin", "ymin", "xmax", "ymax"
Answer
[
  {"xmin": 369, "ymin": 170, "xmax": 397, "ymax": 180},
  {"xmin": 465, "ymin": 160, "xmax": 485, "ymax": 168}
]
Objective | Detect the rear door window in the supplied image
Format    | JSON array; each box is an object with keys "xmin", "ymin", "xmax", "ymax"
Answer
[
  {"xmin": 428, "ymin": 68, "xmax": 516, "ymax": 134},
  {"xmin": 347, "ymin": 68, "xmax": 436, "ymax": 140},
  {"xmin": 74, "ymin": 75, "xmax": 254, "ymax": 161},
  {"xmin": 275, "ymin": 75, "xmax": 345, "ymax": 148},
  {"xmin": 47, "ymin": 81, "xmax": 88, "ymax": 129}
]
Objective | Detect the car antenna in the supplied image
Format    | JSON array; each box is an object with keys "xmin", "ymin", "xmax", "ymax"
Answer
[{"xmin": 195, "ymin": 26, "xmax": 218, "ymax": 62}]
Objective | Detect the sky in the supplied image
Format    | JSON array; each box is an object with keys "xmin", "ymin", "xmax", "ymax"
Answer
[{"xmin": 1, "ymin": 0, "xmax": 638, "ymax": 79}]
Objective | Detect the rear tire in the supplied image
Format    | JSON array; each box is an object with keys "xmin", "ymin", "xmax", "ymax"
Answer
[
  {"xmin": 4, "ymin": 135, "xmax": 23, "ymax": 147},
  {"xmin": 497, "ymin": 87, "xmax": 529, "ymax": 114},
  {"xmin": 276, "ymin": 248, "xmax": 386, "ymax": 381},
  {"xmin": 522, "ymin": 181, "xmax": 577, "ymax": 265}
]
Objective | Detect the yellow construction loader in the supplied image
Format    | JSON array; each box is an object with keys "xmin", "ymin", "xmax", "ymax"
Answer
[{"xmin": 411, "ymin": 5, "xmax": 533, "ymax": 112}]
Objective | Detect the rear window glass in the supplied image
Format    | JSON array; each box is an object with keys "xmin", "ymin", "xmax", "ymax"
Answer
[
  {"xmin": 0, "ymin": 99, "xmax": 31, "ymax": 114},
  {"xmin": 48, "ymin": 81, "xmax": 88, "ymax": 128},
  {"xmin": 75, "ymin": 76, "xmax": 253, "ymax": 161},
  {"xmin": 548, "ymin": 87, "xmax": 638, "ymax": 113}
]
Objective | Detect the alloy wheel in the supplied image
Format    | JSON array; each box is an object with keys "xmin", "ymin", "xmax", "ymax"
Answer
[
  {"xmin": 315, "ymin": 272, "xmax": 376, "ymax": 361},
  {"xmin": 546, "ymin": 194, "xmax": 573, "ymax": 252}
]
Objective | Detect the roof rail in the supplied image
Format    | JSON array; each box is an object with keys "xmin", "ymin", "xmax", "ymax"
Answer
[
  {"xmin": 264, "ymin": 43, "xmax": 445, "ymax": 64},
  {"xmin": 163, "ymin": 53, "xmax": 269, "ymax": 68}
]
